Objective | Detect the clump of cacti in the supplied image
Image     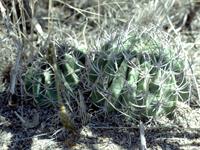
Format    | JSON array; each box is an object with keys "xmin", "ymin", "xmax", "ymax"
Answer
[
  {"xmin": 23, "ymin": 22, "xmax": 189, "ymax": 122},
  {"xmin": 87, "ymin": 24, "xmax": 189, "ymax": 120},
  {"xmin": 24, "ymin": 42, "xmax": 86, "ymax": 108}
]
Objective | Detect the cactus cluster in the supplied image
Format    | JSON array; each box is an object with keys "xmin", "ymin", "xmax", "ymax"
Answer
[{"xmin": 24, "ymin": 23, "xmax": 189, "ymax": 121}]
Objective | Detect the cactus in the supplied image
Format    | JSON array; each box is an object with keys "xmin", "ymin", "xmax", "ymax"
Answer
[
  {"xmin": 87, "ymin": 25, "xmax": 189, "ymax": 120},
  {"xmin": 24, "ymin": 23, "xmax": 189, "ymax": 122},
  {"xmin": 24, "ymin": 43, "xmax": 86, "ymax": 108}
]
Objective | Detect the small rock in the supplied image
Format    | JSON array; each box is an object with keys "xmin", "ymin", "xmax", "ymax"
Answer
[{"xmin": 80, "ymin": 126, "xmax": 93, "ymax": 138}]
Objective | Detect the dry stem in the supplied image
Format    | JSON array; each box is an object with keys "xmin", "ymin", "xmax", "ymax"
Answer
[
  {"xmin": 0, "ymin": 1, "xmax": 22, "ymax": 95},
  {"xmin": 49, "ymin": 42, "xmax": 77, "ymax": 135}
]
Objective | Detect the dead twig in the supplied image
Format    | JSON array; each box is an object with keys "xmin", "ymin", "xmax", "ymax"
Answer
[
  {"xmin": 49, "ymin": 41, "xmax": 78, "ymax": 136},
  {"xmin": 0, "ymin": 1, "xmax": 22, "ymax": 95},
  {"xmin": 140, "ymin": 120, "xmax": 147, "ymax": 150}
]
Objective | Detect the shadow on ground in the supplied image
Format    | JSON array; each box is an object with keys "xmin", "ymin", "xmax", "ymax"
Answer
[{"xmin": 0, "ymin": 92, "xmax": 200, "ymax": 150}]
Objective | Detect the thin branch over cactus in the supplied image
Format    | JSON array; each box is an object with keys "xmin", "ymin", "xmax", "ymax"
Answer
[{"xmin": 49, "ymin": 42, "xmax": 77, "ymax": 135}]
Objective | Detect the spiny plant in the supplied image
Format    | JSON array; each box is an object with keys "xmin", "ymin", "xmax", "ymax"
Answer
[
  {"xmin": 23, "ymin": 22, "xmax": 190, "ymax": 122},
  {"xmin": 87, "ymin": 23, "xmax": 189, "ymax": 121},
  {"xmin": 24, "ymin": 41, "xmax": 87, "ymax": 134},
  {"xmin": 24, "ymin": 42, "xmax": 86, "ymax": 108}
]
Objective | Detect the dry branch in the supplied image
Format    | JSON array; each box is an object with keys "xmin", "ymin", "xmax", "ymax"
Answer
[{"xmin": 0, "ymin": 1, "xmax": 22, "ymax": 95}]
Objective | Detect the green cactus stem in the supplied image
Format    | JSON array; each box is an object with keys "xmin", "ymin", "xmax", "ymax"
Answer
[{"xmin": 89, "ymin": 27, "xmax": 189, "ymax": 121}]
